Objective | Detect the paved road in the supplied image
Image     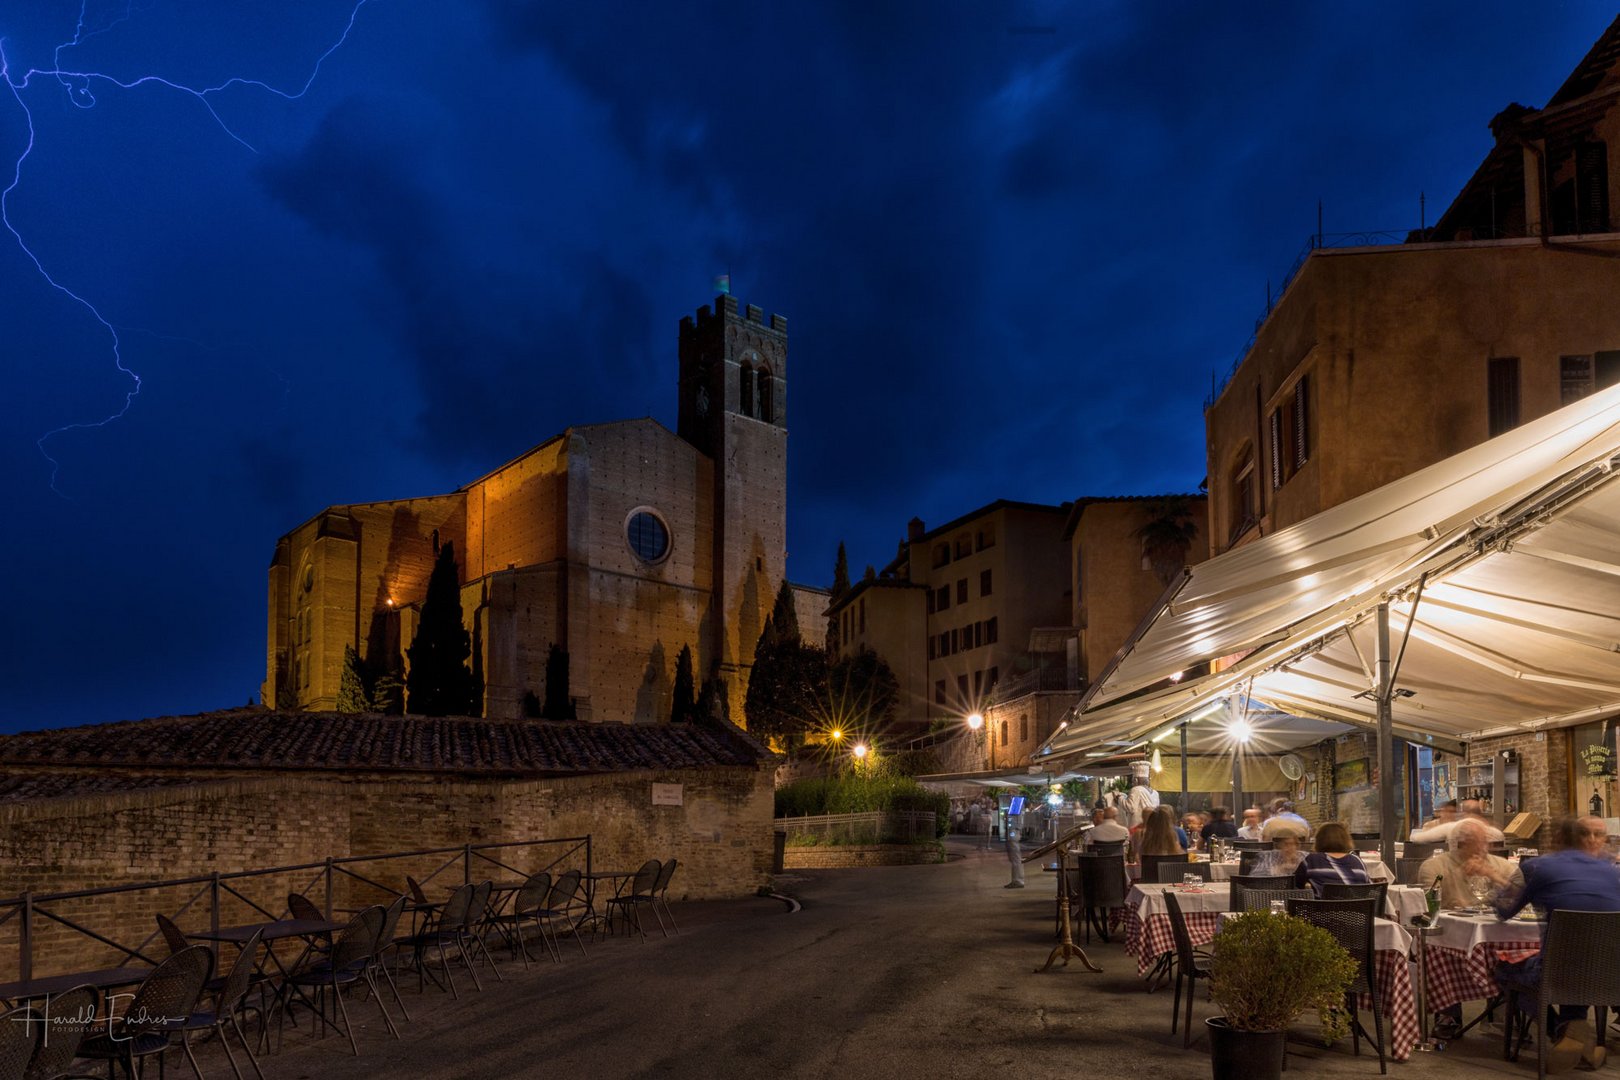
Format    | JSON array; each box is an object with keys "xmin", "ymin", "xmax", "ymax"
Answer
[{"xmin": 246, "ymin": 837, "xmax": 1533, "ymax": 1079}]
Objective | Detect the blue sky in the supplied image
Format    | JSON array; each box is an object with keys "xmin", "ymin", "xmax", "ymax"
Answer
[{"xmin": 1, "ymin": 1, "xmax": 1613, "ymax": 728}]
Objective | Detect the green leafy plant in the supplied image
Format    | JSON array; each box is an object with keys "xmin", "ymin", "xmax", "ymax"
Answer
[{"xmin": 1210, "ymin": 913, "xmax": 1359, "ymax": 1041}]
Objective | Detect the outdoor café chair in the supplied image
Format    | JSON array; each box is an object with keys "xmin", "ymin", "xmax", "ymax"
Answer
[
  {"xmin": 1238, "ymin": 850, "xmax": 1270, "ymax": 876},
  {"xmin": 1230, "ymin": 839, "xmax": 1271, "ymax": 852},
  {"xmin": 606, "ymin": 860, "xmax": 663, "ymax": 941},
  {"xmin": 79, "ymin": 943, "xmax": 214, "ymax": 1080},
  {"xmin": 1320, "ymin": 881, "xmax": 1389, "ymax": 911},
  {"xmin": 463, "ymin": 881, "xmax": 504, "ymax": 981},
  {"xmin": 0, "ymin": 1003, "xmax": 40, "ymax": 1079},
  {"xmin": 180, "ymin": 928, "xmax": 267, "ymax": 1080},
  {"xmin": 652, "ymin": 859, "xmax": 680, "ymax": 935},
  {"xmin": 400, "ymin": 882, "xmax": 478, "ymax": 999},
  {"xmin": 534, "ymin": 870, "xmax": 589, "ymax": 958},
  {"xmin": 23, "ymin": 983, "xmax": 99, "ymax": 1080},
  {"xmin": 1235, "ymin": 887, "xmax": 1312, "ymax": 913},
  {"xmin": 363, "ymin": 895, "xmax": 413, "ymax": 1024},
  {"xmin": 276, "ymin": 906, "xmax": 395, "ymax": 1056},
  {"xmin": 1395, "ymin": 858, "xmax": 1428, "ymax": 885},
  {"xmin": 157, "ymin": 913, "xmax": 230, "ymax": 996},
  {"xmin": 1164, "ymin": 892, "xmax": 1213, "ymax": 1047},
  {"xmin": 1287, "ymin": 896, "xmax": 1385, "ymax": 1073},
  {"xmin": 1228, "ymin": 876, "xmax": 1294, "ymax": 911},
  {"xmin": 487, "ymin": 872, "xmax": 552, "ymax": 966},
  {"xmin": 288, "ymin": 892, "xmax": 325, "ymax": 921},
  {"xmin": 1502, "ymin": 908, "xmax": 1620, "ymax": 1080},
  {"xmin": 1087, "ymin": 839, "xmax": 1126, "ymax": 857},
  {"xmin": 1140, "ymin": 854, "xmax": 1188, "ymax": 885},
  {"xmin": 1402, "ymin": 842, "xmax": 1438, "ymax": 862},
  {"xmin": 1155, "ymin": 861, "xmax": 1212, "ymax": 883},
  {"xmin": 1076, "ymin": 853, "xmax": 1126, "ymax": 945}
]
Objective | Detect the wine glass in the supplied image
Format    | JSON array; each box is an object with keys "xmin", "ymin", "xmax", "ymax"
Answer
[{"xmin": 1466, "ymin": 875, "xmax": 1492, "ymax": 912}]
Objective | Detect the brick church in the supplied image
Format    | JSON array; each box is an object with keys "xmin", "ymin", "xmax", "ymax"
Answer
[{"xmin": 264, "ymin": 292, "xmax": 818, "ymax": 723}]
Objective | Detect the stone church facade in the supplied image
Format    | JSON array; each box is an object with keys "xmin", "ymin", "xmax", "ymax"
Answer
[{"xmin": 265, "ymin": 293, "xmax": 795, "ymax": 723}]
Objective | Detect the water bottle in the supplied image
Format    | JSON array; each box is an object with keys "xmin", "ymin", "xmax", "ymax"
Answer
[{"xmin": 1270, "ymin": 900, "xmax": 1287, "ymax": 916}]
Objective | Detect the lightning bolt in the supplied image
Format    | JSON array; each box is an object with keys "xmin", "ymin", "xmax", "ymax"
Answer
[{"xmin": 1, "ymin": 0, "xmax": 371, "ymax": 493}]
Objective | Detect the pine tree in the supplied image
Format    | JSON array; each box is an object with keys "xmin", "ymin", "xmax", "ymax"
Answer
[
  {"xmin": 337, "ymin": 645, "xmax": 370, "ymax": 713},
  {"xmin": 827, "ymin": 542, "xmax": 850, "ymax": 650},
  {"xmin": 372, "ymin": 673, "xmax": 405, "ymax": 715},
  {"xmin": 542, "ymin": 643, "xmax": 577, "ymax": 720},
  {"xmin": 405, "ymin": 542, "xmax": 477, "ymax": 716},
  {"xmin": 671, "ymin": 644, "xmax": 696, "ymax": 723}
]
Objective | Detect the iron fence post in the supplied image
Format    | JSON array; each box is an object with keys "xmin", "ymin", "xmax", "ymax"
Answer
[
  {"xmin": 324, "ymin": 857, "xmax": 334, "ymax": 918},
  {"xmin": 210, "ymin": 873, "xmax": 221, "ymax": 964},
  {"xmin": 19, "ymin": 891, "xmax": 31, "ymax": 984},
  {"xmin": 463, "ymin": 844, "xmax": 471, "ymax": 885}
]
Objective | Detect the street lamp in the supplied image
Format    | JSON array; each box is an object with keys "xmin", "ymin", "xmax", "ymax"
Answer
[
  {"xmin": 966, "ymin": 712, "xmax": 992, "ymax": 771},
  {"xmin": 852, "ymin": 742, "xmax": 868, "ymax": 760},
  {"xmin": 966, "ymin": 713, "xmax": 984, "ymax": 731}
]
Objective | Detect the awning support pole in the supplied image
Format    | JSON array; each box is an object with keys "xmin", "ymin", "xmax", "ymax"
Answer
[
  {"xmin": 1376, "ymin": 602, "xmax": 1397, "ymax": 870},
  {"xmin": 1180, "ymin": 723, "xmax": 1189, "ymax": 811}
]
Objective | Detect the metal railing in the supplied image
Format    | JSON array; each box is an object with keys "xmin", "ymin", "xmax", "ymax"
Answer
[
  {"xmin": 1208, "ymin": 228, "xmax": 1415, "ymax": 408},
  {"xmin": 775, "ymin": 811, "xmax": 937, "ymax": 845},
  {"xmin": 0, "ymin": 835, "xmax": 591, "ymax": 983}
]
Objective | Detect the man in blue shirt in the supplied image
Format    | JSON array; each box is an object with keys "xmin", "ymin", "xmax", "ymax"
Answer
[{"xmin": 1486, "ymin": 817, "xmax": 1620, "ymax": 1072}]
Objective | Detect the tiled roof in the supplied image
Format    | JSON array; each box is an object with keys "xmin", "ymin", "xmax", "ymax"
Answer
[
  {"xmin": 0, "ymin": 772, "xmax": 203, "ymax": 803},
  {"xmin": 0, "ymin": 709, "xmax": 769, "ymax": 780}
]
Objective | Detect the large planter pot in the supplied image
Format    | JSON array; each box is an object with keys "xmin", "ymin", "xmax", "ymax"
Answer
[{"xmin": 1206, "ymin": 1017, "xmax": 1285, "ymax": 1080}]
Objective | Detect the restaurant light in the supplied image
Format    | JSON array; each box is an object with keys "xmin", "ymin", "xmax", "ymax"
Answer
[
  {"xmin": 1184, "ymin": 699, "xmax": 1226, "ymax": 724},
  {"xmin": 1046, "ymin": 792, "xmax": 1063, "ymax": 807},
  {"xmin": 1228, "ymin": 718, "xmax": 1253, "ymax": 744},
  {"xmin": 1150, "ymin": 747, "xmax": 1163, "ymax": 774}
]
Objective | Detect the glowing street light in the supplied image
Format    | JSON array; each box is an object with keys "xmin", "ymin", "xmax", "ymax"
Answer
[
  {"xmin": 966, "ymin": 712, "xmax": 984, "ymax": 731},
  {"xmin": 852, "ymin": 742, "xmax": 868, "ymax": 760},
  {"xmin": 830, "ymin": 729, "xmax": 844, "ymax": 743}
]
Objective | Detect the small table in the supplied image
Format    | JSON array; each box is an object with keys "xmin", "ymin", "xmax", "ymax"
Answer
[
  {"xmin": 0, "ymin": 965, "xmax": 150, "ymax": 1006},
  {"xmin": 191, "ymin": 917, "xmax": 347, "ymax": 1048},
  {"xmin": 581, "ymin": 871, "xmax": 637, "ymax": 935}
]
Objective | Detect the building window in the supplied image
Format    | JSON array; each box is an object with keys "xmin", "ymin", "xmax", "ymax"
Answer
[
  {"xmin": 1228, "ymin": 450, "xmax": 1256, "ymax": 544},
  {"xmin": 757, "ymin": 366, "xmax": 774, "ymax": 423},
  {"xmin": 1019, "ymin": 714, "xmax": 1028, "ymax": 742},
  {"xmin": 956, "ymin": 579, "xmax": 967, "ymax": 604},
  {"xmin": 738, "ymin": 364, "xmax": 755, "ymax": 418},
  {"xmin": 950, "ymin": 629, "xmax": 959, "ymax": 653},
  {"xmin": 999, "ymin": 721, "xmax": 1007, "ymax": 748},
  {"xmin": 988, "ymin": 665, "xmax": 999, "ymax": 688},
  {"xmin": 1563, "ymin": 352, "xmax": 1620, "ymax": 404},
  {"xmin": 934, "ymin": 680, "xmax": 946, "ymax": 705},
  {"xmin": 1488, "ymin": 357, "xmax": 1521, "ymax": 437},
  {"xmin": 933, "ymin": 544, "xmax": 950, "ymax": 568},
  {"xmin": 974, "ymin": 670, "xmax": 982, "ymax": 694},
  {"xmin": 927, "ymin": 636, "xmax": 936, "ymax": 661},
  {"xmin": 973, "ymin": 621, "xmax": 983, "ymax": 648},
  {"xmin": 963, "ymin": 623, "xmax": 974, "ymax": 649},
  {"xmin": 625, "ymin": 508, "xmax": 672, "ymax": 564},
  {"xmin": 985, "ymin": 617, "xmax": 998, "ymax": 645},
  {"xmin": 957, "ymin": 674, "xmax": 969, "ymax": 701},
  {"xmin": 935, "ymin": 585, "xmax": 950, "ymax": 612},
  {"xmin": 980, "ymin": 569, "xmax": 992, "ymax": 597},
  {"xmin": 858, "ymin": 598, "xmax": 866, "ymax": 633},
  {"xmin": 1270, "ymin": 376, "xmax": 1311, "ymax": 489},
  {"xmin": 926, "ymin": 590, "xmax": 936, "ymax": 615},
  {"xmin": 955, "ymin": 535, "xmax": 971, "ymax": 559},
  {"xmin": 976, "ymin": 525, "xmax": 996, "ymax": 551}
]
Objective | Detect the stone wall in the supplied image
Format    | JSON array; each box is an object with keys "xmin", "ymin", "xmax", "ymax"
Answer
[
  {"xmin": 1466, "ymin": 730, "xmax": 1569, "ymax": 848},
  {"xmin": 0, "ymin": 763, "xmax": 773, "ymax": 978}
]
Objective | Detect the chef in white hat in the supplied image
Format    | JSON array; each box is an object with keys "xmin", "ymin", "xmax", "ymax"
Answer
[{"xmin": 1118, "ymin": 760, "xmax": 1161, "ymax": 830}]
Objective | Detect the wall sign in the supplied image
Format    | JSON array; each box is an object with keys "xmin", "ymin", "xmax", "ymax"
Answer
[{"xmin": 652, "ymin": 783, "xmax": 683, "ymax": 806}]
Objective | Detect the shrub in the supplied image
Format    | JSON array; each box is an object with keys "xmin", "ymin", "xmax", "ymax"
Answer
[
  {"xmin": 774, "ymin": 775, "xmax": 949, "ymax": 838},
  {"xmin": 1211, "ymin": 912, "xmax": 1359, "ymax": 1041}
]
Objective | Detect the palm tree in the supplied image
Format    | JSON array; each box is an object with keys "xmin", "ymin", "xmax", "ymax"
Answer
[{"xmin": 1133, "ymin": 498, "xmax": 1199, "ymax": 587}]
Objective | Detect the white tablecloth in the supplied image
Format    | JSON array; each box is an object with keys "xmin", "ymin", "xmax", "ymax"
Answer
[
  {"xmin": 1386, "ymin": 884, "xmax": 1427, "ymax": 925},
  {"xmin": 1218, "ymin": 910, "xmax": 1413, "ymax": 954},
  {"xmin": 1429, "ymin": 910, "xmax": 1544, "ymax": 953},
  {"xmin": 1196, "ymin": 855, "xmax": 1391, "ymax": 883},
  {"xmin": 1128, "ymin": 882, "xmax": 1230, "ymax": 921}
]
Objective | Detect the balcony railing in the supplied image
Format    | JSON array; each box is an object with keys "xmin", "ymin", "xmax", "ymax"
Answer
[{"xmin": 1207, "ymin": 228, "xmax": 1414, "ymax": 408}]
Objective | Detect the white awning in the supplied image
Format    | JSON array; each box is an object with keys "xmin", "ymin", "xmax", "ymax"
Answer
[{"xmin": 1042, "ymin": 381, "xmax": 1620, "ymax": 759}]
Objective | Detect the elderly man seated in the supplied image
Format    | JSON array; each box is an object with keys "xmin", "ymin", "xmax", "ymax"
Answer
[
  {"xmin": 1083, "ymin": 806, "xmax": 1130, "ymax": 849},
  {"xmin": 1235, "ymin": 807, "xmax": 1264, "ymax": 841},
  {"xmin": 1418, "ymin": 818, "xmax": 1523, "ymax": 1040},
  {"xmin": 1251, "ymin": 816, "xmax": 1310, "ymax": 877},
  {"xmin": 1481, "ymin": 816, "xmax": 1620, "ymax": 1072}
]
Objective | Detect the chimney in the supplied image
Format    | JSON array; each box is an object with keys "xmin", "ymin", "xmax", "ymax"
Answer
[{"xmin": 907, "ymin": 517, "xmax": 925, "ymax": 542}]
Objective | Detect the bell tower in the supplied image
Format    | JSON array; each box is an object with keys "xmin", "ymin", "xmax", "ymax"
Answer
[{"xmin": 676, "ymin": 293, "xmax": 789, "ymax": 721}]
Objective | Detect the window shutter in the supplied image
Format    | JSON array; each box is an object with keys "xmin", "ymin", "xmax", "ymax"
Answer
[
  {"xmin": 1269, "ymin": 410, "xmax": 1283, "ymax": 489},
  {"xmin": 1294, "ymin": 376, "xmax": 1309, "ymax": 469}
]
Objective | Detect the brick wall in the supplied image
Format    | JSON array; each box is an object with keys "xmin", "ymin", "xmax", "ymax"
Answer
[
  {"xmin": 1467, "ymin": 730, "xmax": 1568, "ymax": 848},
  {"xmin": 782, "ymin": 844, "xmax": 944, "ymax": 869},
  {"xmin": 0, "ymin": 762, "xmax": 772, "ymax": 978}
]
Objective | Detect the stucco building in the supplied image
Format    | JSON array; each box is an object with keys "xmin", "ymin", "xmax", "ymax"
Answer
[
  {"xmin": 266, "ymin": 293, "xmax": 814, "ymax": 724},
  {"xmin": 1202, "ymin": 16, "xmax": 1620, "ymax": 829},
  {"xmin": 1207, "ymin": 16, "xmax": 1620, "ymax": 557}
]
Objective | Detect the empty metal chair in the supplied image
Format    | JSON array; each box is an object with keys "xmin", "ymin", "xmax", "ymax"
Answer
[
  {"xmin": 366, "ymin": 895, "xmax": 413, "ymax": 1023},
  {"xmin": 288, "ymin": 892, "xmax": 325, "ymax": 921},
  {"xmin": 182, "ymin": 928, "xmax": 268, "ymax": 1080},
  {"xmin": 488, "ymin": 872, "xmax": 553, "ymax": 966},
  {"xmin": 277, "ymin": 906, "xmax": 395, "ymax": 1055},
  {"xmin": 462, "ymin": 881, "xmax": 504, "ymax": 981},
  {"xmin": 1287, "ymin": 896, "xmax": 1385, "ymax": 1073},
  {"xmin": 651, "ymin": 859, "xmax": 680, "ymax": 936},
  {"xmin": 1077, "ymin": 853, "xmax": 1126, "ymax": 945},
  {"xmin": 1238, "ymin": 887, "xmax": 1313, "ymax": 913},
  {"xmin": 399, "ymin": 882, "xmax": 479, "ymax": 998},
  {"xmin": 1140, "ymin": 854, "xmax": 1190, "ymax": 884},
  {"xmin": 80, "ymin": 944, "xmax": 214, "ymax": 1079},
  {"xmin": 1164, "ymin": 893, "xmax": 1213, "ymax": 1047},
  {"xmin": 23, "ymin": 984, "xmax": 96, "ymax": 1080},
  {"xmin": 534, "ymin": 869, "xmax": 589, "ymax": 958},
  {"xmin": 0, "ymin": 1003, "xmax": 40, "ymax": 1080},
  {"xmin": 1228, "ymin": 876, "xmax": 1295, "ymax": 911},
  {"xmin": 607, "ymin": 860, "xmax": 663, "ymax": 941},
  {"xmin": 1320, "ymin": 881, "xmax": 1390, "ymax": 913}
]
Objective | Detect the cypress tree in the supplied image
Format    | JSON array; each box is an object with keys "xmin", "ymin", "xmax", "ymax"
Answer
[
  {"xmin": 770, "ymin": 578, "xmax": 800, "ymax": 643},
  {"xmin": 337, "ymin": 645, "xmax": 370, "ymax": 713},
  {"xmin": 827, "ymin": 542, "xmax": 850, "ymax": 649},
  {"xmin": 405, "ymin": 542, "xmax": 477, "ymax": 716},
  {"xmin": 671, "ymin": 644, "xmax": 696, "ymax": 723}
]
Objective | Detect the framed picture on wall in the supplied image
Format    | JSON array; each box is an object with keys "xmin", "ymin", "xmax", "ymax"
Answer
[
  {"xmin": 1307, "ymin": 780, "xmax": 1318, "ymax": 804},
  {"xmin": 1335, "ymin": 757, "xmax": 1370, "ymax": 790}
]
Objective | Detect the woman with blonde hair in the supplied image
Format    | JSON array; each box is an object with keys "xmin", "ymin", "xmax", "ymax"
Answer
[{"xmin": 1137, "ymin": 805, "xmax": 1186, "ymax": 859}]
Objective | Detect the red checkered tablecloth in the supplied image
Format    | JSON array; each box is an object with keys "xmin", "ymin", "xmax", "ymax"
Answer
[
  {"xmin": 1424, "ymin": 941, "xmax": 1541, "ymax": 1012},
  {"xmin": 1124, "ymin": 907, "xmax": 1220, "ymax": 976}
]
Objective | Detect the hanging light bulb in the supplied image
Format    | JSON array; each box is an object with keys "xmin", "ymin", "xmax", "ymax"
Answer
[{"xmin": 1151, "ymin": 747, "xmax": 1164, "ymax": 774}]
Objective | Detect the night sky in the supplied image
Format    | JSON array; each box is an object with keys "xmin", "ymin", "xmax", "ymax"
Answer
[{"xmin": 1, "ymin": 2, "xmax": 1611, "ymax": 730}]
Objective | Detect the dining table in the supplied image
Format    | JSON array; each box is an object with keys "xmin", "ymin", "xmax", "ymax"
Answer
[
  {"xmin": 1422, "ymin": 909, "xmax": 1544, "ymax": 1014},
  {"xmin": 0, "ymin": 965, "xmax": 150, "ymax": 1007}
]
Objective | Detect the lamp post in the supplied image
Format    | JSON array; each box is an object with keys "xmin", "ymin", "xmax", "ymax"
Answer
[{"xmin": 967, "ymin": 712, "xmax": 989, "ymax": 771}]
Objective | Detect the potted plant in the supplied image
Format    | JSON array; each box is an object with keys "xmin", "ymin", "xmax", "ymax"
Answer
[{"xmin": 1207, "ymin": 912, "xmax": 1359, "ymax": 1080}]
